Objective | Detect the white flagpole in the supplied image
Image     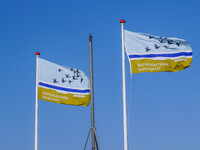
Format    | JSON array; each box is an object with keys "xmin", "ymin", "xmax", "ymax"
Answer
[
  {"xmin": 35, "ymin": 52, "xmax": 40, "ymax": 150},
  {"xmin": 120, "ymin": 19, "xmax": 128, "ymax": 150}
]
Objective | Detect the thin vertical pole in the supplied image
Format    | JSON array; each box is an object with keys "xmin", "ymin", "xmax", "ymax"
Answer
[
  {"xmin": 120, "ymin": 19, "xmax": 128, "ymax": 150},
  {"xmin": 89, "ymin": 34, "xmax": 95, "ymax": 150},
  {"xmin": 35, "ymin": 52, "xmax": 40, "ymax": 150}
]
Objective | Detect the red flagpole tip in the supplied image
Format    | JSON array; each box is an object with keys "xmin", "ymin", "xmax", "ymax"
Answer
[
  {"xmin": 35, "ymin": 52, "xmax": 40, "ymax": 55},
  {"xmin": 120, "ymin": 19, "xmax": 126, "ymax": 23}
]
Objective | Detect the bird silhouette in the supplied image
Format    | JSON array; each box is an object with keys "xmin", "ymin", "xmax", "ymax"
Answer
[
  {"xmin": 80, "ymin": 77, "xmax": 84, "ymax": 83},
  {"xmin": 76, "ymin": 69, "xmax": 80, "ymax": 73},
  {"xmin": 154, "ymin": 44, "xmax": 161, "ymax": 49},
  {"xmin": 72, "ymin": 75, "xmax": 78, "ymax": 80},
  {"xmin": 53, "ymin": 79, "xmax": 58, "ymax": 83},
  {"xmin": 68, "ymin": 80, "xmax": 73, "ymax": 84},
  {"xmin": 175, "ymin": 41, "xmax": 181, "ymax": 47},
  {"xmin": 145, "ymin": 47, "xmax": 151, "ymax": 52},
  {"xmin": 61, "ymin": 78, "xmax": 66, "ymax": 83},
  {"xmin": 149, "ymin": 35, "xmax": 154, "ymax": 39},
  {"xmin": 65, "ymin": 74, "xmax": 71, "ymax": 78},
  {"xmin": 159, "ymin": 39, "xmax": 165, "ymax": 43},
  {"xmin": 164, "ymin": 45, "xmax": 169, "ymax": 49},
  {"xmin": 76, "ymin": 73, "xmax": 80, "ymax": 78},
  {"xmin": 167, "ymin": 40, "xmax": 173, "ymax": 45}
]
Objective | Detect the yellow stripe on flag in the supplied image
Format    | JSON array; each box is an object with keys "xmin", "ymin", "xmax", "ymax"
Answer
[
  {"xmin": 38, "ymin": 87, "xmax": 90, "ymax": 106},
  {"xmin": 130, "ymin": 58, "xmax": 192, "ymax": 74}
]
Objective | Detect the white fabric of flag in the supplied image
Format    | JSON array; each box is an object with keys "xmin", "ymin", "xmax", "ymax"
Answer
[
  {"xmin": 38, "ymin": 58, "xmax": 90, "ymax": 106},
  {"xmin": 124, "ymin": 30, "xmax": 192, "ymax": 74}
]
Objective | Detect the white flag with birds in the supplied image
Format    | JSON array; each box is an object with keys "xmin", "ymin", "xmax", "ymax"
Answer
[
  {"xmin": 124, "ymin": 30, "xmax": 192, "ymax": 74},
  {"xmin": 38, "ymin": 58, "xmax": 90, "ymax": 106}
]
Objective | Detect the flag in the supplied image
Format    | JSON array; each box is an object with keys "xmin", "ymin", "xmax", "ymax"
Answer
[
  {"xmin": 38, "ymin": 58, "xmax": 90, "ymax": 106},
  {"xmin": 124, "ymin": 30, "xmax": 193, "ymax": 74}
]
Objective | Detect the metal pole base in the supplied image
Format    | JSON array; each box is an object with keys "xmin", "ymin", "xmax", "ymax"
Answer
[{"xmin": 83, "ymin": 127, "xmax": 100, "ymax": 150}]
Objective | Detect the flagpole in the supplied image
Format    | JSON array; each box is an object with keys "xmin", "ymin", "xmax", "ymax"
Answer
[
  {"xmin": 84, "ymin": 34, "xmax": 100, "ymax": 150},
  {"xmin": 35, "ymin": 52, "xmax": 40, "ymax": 150},
  {"xmin": 89, "ymin": 34, "xmax": 96, "ymax": 150},
  {"xmin": 120, "ymin": 19, "xmax": 128, "ymax": 150}
]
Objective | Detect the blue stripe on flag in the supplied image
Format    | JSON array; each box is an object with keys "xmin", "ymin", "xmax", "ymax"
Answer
[
  {"xmin": 39, "ymin": 82, "xmax": 90, "ymax": 93},
  {"xmin": 129, "ymin": 52, "xmax": 192, "ymax": 59}
]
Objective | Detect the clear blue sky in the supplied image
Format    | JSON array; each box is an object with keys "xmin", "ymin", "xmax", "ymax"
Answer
[{"xmin": 0, "ymin": 0, "xmax": 200, "ymax": 150}]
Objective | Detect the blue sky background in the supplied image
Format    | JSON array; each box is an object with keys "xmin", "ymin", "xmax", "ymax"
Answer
[{"xmin": 0, "ymin": 0, "xmax": 200, "ymax": 150}]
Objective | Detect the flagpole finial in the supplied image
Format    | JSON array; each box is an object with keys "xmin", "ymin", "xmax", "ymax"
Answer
[
  {"xmin": 120, "ymin": 19, "xmax": 126, "ymax": 23},
  {"xmin": 35, "ymin": 52, "xmax": 40, "ymax": 55}
]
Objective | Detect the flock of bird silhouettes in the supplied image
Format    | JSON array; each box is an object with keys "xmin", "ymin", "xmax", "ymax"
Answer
[
  {"xmin": 145, "ymin": 35, "xmax": 181, "ymax": 52},
  {"xmin": 52, "ymin": 68, "xmax": 84, "ymax": 84},
  {"xmin": 52, "ymin": 35, "xmax": 182, "ymax": 83}
]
